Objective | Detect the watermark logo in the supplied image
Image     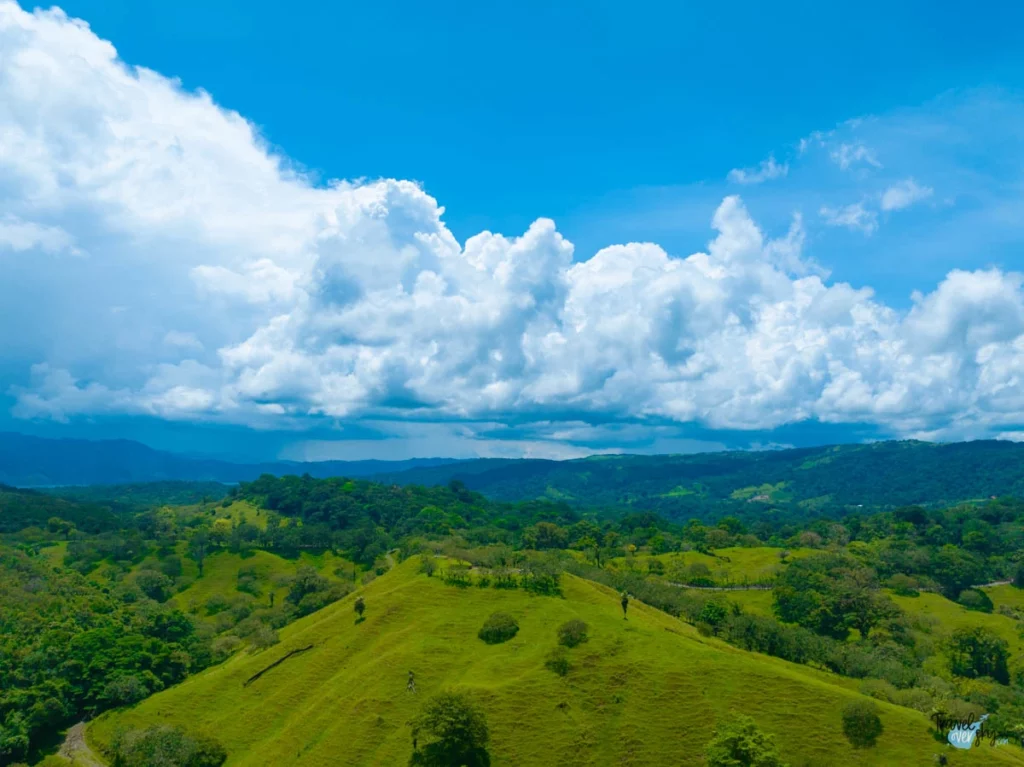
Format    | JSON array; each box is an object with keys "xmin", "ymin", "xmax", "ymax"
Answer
[
  {"xmin": 929, "ymin": 712, "xmax": 1019, "ymax": 750},
  {"xmin": 946, "ymin": 714, "xmax": 987, "ymax": 750}
]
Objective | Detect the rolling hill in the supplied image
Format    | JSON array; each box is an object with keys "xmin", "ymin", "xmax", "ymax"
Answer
[{"xmin": 87, "ymin": 557, "xmax": 1023, "ymax": 767}]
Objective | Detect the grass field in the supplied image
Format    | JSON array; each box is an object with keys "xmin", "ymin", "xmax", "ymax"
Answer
[
  {"xmin": 167, "ymin": 548, "xmax": 357, "ymax": 618},
  {"xmin": 88, "ymin": 558, "xmax": 1024, "ymax": 767},
  {"xmin": 609, "ymin": 546, "xmax": 817, "ymax": 584},
  {"xmin": 892, "ymin": 590, "xmax": 1024, "ymax": 658},
  {"xmin": 988, "ymin": 584, "xmax": 1024, "ymax": 611}
]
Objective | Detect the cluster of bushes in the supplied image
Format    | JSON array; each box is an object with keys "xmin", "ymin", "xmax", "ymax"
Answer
[
  {"xmin": 108, "ymin": 724, "xmax": 226, "ymax": 767},
  {"xmin": 473, "ymin": 610, "xmax": 589, "ymax": 679},
  {"xmin": 184, "ymin": 565, "xmax": 350, "ymax": 657},
  {"xmin": 424, "ymin": 552, "xmax": 563, "ymax": 597}
]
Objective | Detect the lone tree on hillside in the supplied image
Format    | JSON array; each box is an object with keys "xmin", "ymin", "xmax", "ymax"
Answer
[
  {"xmin": 620, "ymin": 591, "xmax": 630, "ymax": 620},
  {"xmin": 704, "ymin": 715, "xmax": 788, "ymax": 767},
  {"xmin": 409, "ymin": 691, "xmax": 490, "ymax": 767},
  {"xmin": 354, "ymin": 595, "xmax": 365, "ymax": 620},
  {"xmin": 188, "ymin": 529, "xmax": 210, "ymax": 577},
  {"xmin": 478, "ymin": 613, "xmax": 519, "ymax": 645},
  {"xmin": 842, "ymin": 700, "xmax": 883, "ymax": 748}
]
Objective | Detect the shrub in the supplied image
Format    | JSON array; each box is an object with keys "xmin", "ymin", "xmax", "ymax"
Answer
[
  {"xmin": 478, "ymin": 613, "xmax": 519, "ymax": 644},
  {"xmin": 204, "ymin": 593, "xmax": 231, "ymax": 616},
  {"xmin": 236, "ymin": 567, "xmax": 262, "ymax": 596},
  {"xmin": 887, "ymin": 574, "xmax": 920, "ymax": 597},
  {"xmin": 101, "ymin": 673, "xmax": 157, "ymax": 706},
  {"xmin": 247, "ymin": 625, "xmax": 280, "ymax": 652},
  {"xmin": 557, "ymin": 619, "xmax": 589, "ymax": 648},
  {"xmin": 859, "ymin": 679, "xmax": 897, "ymax": 703},
  {"xmin": 891, "ymin": 687, "xmax": 933, "ymax": 712},
  {"xmin": 957, "ymin": 588, "xmax": 994, "ymax": 613},
  {"xmin": 419, "ymin": 554, "xmax": 438, "ymax": 577},
  {"xmin": 210, "ymin": 635, "xmax": 244, "ymax": 663},
  {"xmin": 108, "ymin": 725, "xmax": 226, "ymax": 767},
  {"xmin": 545, "ymin": 648, "xmax": 570, "ymax": 677},
  {"xmin": 842, "ymin": 700, "xmax": 883, "ymax": 748}
]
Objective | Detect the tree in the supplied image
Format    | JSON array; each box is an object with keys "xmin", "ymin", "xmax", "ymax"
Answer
[
  {"xmin": 409, "ymin": 691, "xmax": 489, "ymax": 767},
  {"xmin": 946, "ymin": 626, "xmax": 1010, "ymax": 684},
  {"xmin": 842, "ymin": 700, "xmax": 883, "ymax": 748},
  {"xmin": 704, "ymin": 715, "xmax": 788, "ymax": 767},
  {"xmin": 134, "ymin": 570, "xmax": 173, "ymax": 602},
  {"xmin": 287, "ymin": 566, "xmax": 329, "ymax": 605},
  {"xmin": 419, "ymin": 554, "xmax": 438, "ymax": 577},
  {"xmin": 188, "ymin": 529, "xmax": 210, "ymax": 577},
  {"xmin": 576, "ymin": 535, "xmax": 600, "ymax": 565},
  {"xmin": 930, "ymin": 545, "xmax": 986, "ymax": 599},
  {"xmin": 354, "ymin": 595, "xmax": 366, "ymax": 620},
  {"xmin": 698, "ymin": 601, "xmax": 729, "ymax": 634},
  {"xmin": 772, "ymin": 553, "xmax": 898, "ymax": 640},
  {"xmin": 1013, "ymin": 562, "xmax": 1024, "ymax": 590}
]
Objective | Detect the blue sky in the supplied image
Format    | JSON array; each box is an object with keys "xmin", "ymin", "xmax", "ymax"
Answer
[{"xmin": 1, "ymin": 1, "xmax": 1024, "ymax": 461}]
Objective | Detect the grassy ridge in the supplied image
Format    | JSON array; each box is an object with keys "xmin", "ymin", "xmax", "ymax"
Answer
[{"xmin": 89, "ymin": 559, "xmax": 1024, "ymax": 766}]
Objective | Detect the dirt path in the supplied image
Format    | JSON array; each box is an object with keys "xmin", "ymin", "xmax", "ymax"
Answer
[
  {"xmin": 59, "ymin": 722, "xmax": 106, "ymax": 766},
  {"xmin": 385, "ymin": 549, "xmax": 397, "ymax": 570},
  {"xmin": 667, "ymin": 582, "xmax": 773, "ymax": 591}
]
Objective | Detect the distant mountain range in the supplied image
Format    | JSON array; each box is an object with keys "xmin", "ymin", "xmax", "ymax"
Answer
[
  {"xmin": 3, "ymin": 432, "xmax": 1024, "ymax": 513},
  {"xmin": 0, "ymin": 432, "xmax": 460, "ymax": 487}
]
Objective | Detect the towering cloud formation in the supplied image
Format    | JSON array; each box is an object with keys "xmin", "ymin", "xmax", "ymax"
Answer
[{"xmin": 1, "ymin": 2, "xmax": 1023, "ymax": 443}]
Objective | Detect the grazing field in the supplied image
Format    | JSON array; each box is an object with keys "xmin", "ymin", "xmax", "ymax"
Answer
[
  {"xmin": 88, "ymin": 558, "xmax": 1023, "ymax": 767},
  {"xmin": 892, "ymin": 591, "xmax": 1024, "ymax": 658},
  {"xmin": 167, "ymin": 548, "xmax": 356, "ymax": 618},
  {"xmin": 608, "ymin": 546, "xmax": 817, "ymax": 584}
]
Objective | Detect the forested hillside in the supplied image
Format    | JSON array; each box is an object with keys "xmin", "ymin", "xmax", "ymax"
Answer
[{"xmin": 374, "ymin": 440, "xmax": 1024, "ymax": 516}]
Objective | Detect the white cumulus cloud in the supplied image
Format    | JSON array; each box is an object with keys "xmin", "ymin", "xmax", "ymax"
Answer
[{"xmin": 2, "ymin": 1, "xmax": 1024, "ymax": 445}]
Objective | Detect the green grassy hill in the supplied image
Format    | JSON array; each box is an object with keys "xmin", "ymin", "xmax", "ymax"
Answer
[{"xmin": 88, "ymin": 558, "xmax": 1024, "ymax": 766}]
